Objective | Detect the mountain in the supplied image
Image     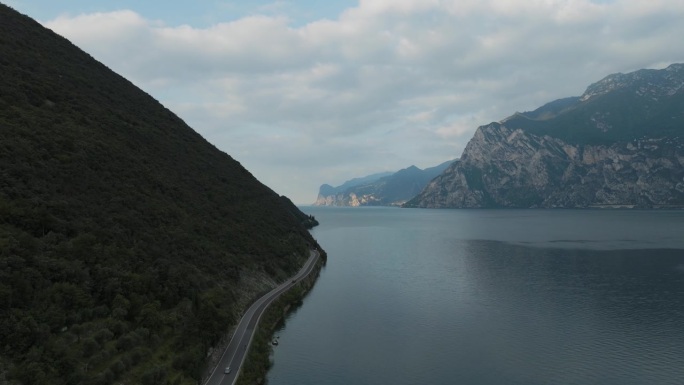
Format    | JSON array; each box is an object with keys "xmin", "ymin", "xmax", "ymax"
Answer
[
  {"xmin": 0, "ymin": 5, "xmax": 321, "ymax": 385},
  {"xmin": 314, "ymin": 160, "xmax": 455, "ymax": 206},
  {"xmin": 317, "ymin": 171, "xmax": 394, "ymax": 198},
  {"xmin": 406, "ymin": 64, "xmax": 684, "ymax": 208}
]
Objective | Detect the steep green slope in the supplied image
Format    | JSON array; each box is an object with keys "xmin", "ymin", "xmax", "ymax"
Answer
[
  {"xmin": 0, "ymin": 4, "xmax": 319, "ymax": 385},
  {"xmin": 504, "ymin": 64, "xmax": 684, "ymax": 144}
]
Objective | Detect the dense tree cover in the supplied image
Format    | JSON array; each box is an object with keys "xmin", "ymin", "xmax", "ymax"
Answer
[
  {"xmin": 236, "ymin": 257, "xmax": 323, "ymax": 385},
  {"xmin": 0, "ymin": 5, "xmax": 320, "ymax": 384},
  {"xmin": 279, "ymin": 196, "xmax": 318, "ymax": 229}
]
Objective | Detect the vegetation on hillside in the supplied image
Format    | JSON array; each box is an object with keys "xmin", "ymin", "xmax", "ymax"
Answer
[
  {"xmin": 0, "ymin": 4, "xmax": 320, "ymax": 384},
  {"xmin": 236, "ymin": 251, "xmax": 325, "ymax": 385},
  {"xmin": 503, "ymin": 64, "xmax": 684, "ymax": 145}
]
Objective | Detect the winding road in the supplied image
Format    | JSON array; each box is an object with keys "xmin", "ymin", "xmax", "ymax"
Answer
[{"xmin": 203, "ymin": 249, "xmax": 320, "ymax": 385}]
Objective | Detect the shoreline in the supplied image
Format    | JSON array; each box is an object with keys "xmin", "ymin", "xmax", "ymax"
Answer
[
  {"xmin": 200, "ymin": 248, "xmax": 324, "ymax": 385},
  {"xmin": 236, "ymin": 251, "xmax": 325, "ymax": 385}
]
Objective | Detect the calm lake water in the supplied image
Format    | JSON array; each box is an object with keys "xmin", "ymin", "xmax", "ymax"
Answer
[{"xmin": 267, "ymin": 208, "xmax": 684, "ymax": 385}]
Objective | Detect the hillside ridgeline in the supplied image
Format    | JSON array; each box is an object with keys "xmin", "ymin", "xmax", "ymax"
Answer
[{"xmin": 0, "ymin": 5, "xmax": 320, "ymax": 385}]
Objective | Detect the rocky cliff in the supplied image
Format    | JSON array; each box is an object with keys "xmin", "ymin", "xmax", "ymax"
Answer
[
  {"xmin": 315, "ymin": 161, "xmax": 454, "ymax": 206},
  {"xmin": 406, "ymin": 64, "xmax": 684, "ymax": 208}
]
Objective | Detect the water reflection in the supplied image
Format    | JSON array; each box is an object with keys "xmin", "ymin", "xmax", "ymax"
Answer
[
  {"xmin": 460, "ymin": 240, "xmax": 684, "ymax": 385},
  {"xmin": 269, "ymin": 208, "xmax": 684, "ymax": 385}
]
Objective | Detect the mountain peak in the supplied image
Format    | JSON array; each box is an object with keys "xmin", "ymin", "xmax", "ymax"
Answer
[
  {"xmin": 580, "ymin": 63, "xmax": 684, "ymax": 102},
  {"xmin": 407, "ymin": 63, "xmax": 684, "ymax": 209},
  {"xmin": 396, "ymin": 165, "xmax": 421, "ymax": 174}
]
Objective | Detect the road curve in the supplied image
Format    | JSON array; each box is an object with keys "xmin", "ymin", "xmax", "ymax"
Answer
[{"xmin": 203, "ymin": 249, "xmax": 320, "ymax": 385}]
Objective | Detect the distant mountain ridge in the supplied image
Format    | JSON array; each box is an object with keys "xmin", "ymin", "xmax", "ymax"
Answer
[
  {"xmin": 407, "ymin": 63, "xmax": 684, "ymax": 208},
  {"xmin": 318, "ymin": 171, "xmax": 394, "ymax": 198},
  {"xmin": 314, "ymin": 160, "xmax": 455, "ymax": 206}
]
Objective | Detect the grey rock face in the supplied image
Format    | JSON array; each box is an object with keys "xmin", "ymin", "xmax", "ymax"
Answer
[
  {"xmin": 407, "ymin": 63, "xmax": 684, "ymax": 209},
  {"xmin": 408, "ymin": 124, "xmax": 684, "ymax": 208}
]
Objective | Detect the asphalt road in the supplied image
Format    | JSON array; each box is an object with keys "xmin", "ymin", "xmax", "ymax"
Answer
[{"xmin": 203, "ymin": 249, "xmax": 320, "ymax": 385}]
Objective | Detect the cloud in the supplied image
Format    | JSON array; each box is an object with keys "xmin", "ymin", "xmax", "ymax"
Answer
[{"xmin": 43, "ymin": 0, "xmax": 684, "ymax": 203}]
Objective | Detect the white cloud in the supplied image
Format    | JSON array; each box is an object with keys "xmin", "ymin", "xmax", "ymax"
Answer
[
  {"xmin": 42, "ymin": 0, "xmax": 684, "ymax": 203},
  {"xmin": 48, "ymin": 10, "xmax": 152, "ymax": 45}
]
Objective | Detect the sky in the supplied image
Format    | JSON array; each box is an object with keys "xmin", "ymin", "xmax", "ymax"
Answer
[{"xmin": 7, "ymin": 0, "xmax": 684, "ymax": 204}]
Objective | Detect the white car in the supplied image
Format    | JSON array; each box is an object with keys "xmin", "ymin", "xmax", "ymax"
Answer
[{"xmin": 224, "ymin": 367, "xmax": 231, "ymax": 374}]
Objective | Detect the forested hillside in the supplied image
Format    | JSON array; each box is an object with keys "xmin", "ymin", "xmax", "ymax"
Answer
[{"xmin": 0, "ymin": 4, "xmax": 319, "ymax": 384}]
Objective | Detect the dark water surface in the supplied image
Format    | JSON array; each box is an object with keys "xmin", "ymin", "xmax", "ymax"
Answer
[{"xmin": 267, "ymin": 208, "xmax": 684, "ymax": 385}]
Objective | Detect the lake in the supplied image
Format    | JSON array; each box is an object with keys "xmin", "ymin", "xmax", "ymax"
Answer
[{"xmin": 267, "ymin": 208, "xmax": 684, "ymax": 385}]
